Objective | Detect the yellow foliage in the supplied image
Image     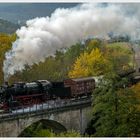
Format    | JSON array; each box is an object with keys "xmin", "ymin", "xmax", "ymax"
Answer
[
  {"xmin": 131, "ymin": 82, "xmax": 140, "ymax": 110},
  {"xmin": 68, "ymin": 48, "xmax": 111, "ymax": 78},
  {"xmin": 131, "ymin": 82, "xmax": 140, "ymax": 97},
  {"xmin": 0, "ymin": 33, "xmax": 16, "ymax": 84}
]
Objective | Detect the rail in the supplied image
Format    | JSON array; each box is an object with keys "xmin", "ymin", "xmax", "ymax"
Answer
[{"xmin": 0, "ymin": 96, "xmax": 92, "ymax": 121}]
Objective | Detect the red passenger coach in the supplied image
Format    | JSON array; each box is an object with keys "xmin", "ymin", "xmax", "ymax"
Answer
[{"xmin": 64, "ymin": 77, "xmax": 95, "ymax": 97}]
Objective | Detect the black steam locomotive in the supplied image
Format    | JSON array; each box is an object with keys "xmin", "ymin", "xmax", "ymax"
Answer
[
  {"xmin": 0, "ymin": 80, "xmax": 52, "ymax": 111},
  {"xmin": 0, "ymin": 77, "xmax": 95, "ymax": 112},
  {"xmin": 0, "ymin": 68, "xmax": 138, "ymax": 112}
]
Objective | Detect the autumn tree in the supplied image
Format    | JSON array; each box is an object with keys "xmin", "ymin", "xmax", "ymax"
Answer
[
  {"xmin": 68, "ymin": 42, "xmax": 133, "ymax": 79},
  {"xmin": 131, "ymin": 82, "xmax": 140, "ymax": 96},
  {"xmin": 8, "ymin": 40, "xmax": 133, "ymax": 84},
  {"xmin": 68, "ymin": 48, "xmax": 111, "ymax": 78},
  {"xmin": 0, "ymin": 33, "xmax": 16, "ymax": 84}
]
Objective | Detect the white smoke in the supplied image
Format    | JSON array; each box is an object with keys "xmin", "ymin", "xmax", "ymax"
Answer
[{"xmin": 3, "ymin": 3, "xmax": 140, "ymax": 80}]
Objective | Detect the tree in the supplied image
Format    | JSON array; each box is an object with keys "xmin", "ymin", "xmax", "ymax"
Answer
[
  {"xmin": 34, "ymin": 129, "xmax": 55, "ymax": 137},
  {"xmin": 104, "ymin": 43, "xmax": 133, "ymax": 72},
  {"xmin": 85, "ymin": 74, "xmax": 140, "ymax": 137},
  {"xmin": 34, "ymin": 129, "xmax": 80, "ymax": 137},
  {"xmin": 8, "ymin": 41, "xmax": 133, "ymax": 84},
  {"xmin": 68, "ymin": 48, "xmax": 111, "ymax": 78},
  {"xmin": 20, "ymin": 127, "xmax": 80, "ymax": 137},
  {"xmin": 131, "ymin": 82, "xmax": 140, "ymax": 96},
  {"xmin": 9, "ymin": 43, "xmax": 84, "ymax": 82},
  {"xmin": 85, "ymin": 39, "xmax": 102, "ymax": 53},
  {"xmin": 55, "ymin": 130, "xmax": 80, "ymax": 137},
  {"xmin": 68, "ymin": 42, "xmax": 133, "ymax": 79},
  {"xmin": 0, "ymin": 33, "xmax": 16, "ymax": 84}
]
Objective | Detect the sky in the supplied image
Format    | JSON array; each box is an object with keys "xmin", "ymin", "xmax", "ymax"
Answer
[{"xmin": 0, "ymin": 3, "xmax": 79, "ymax": 24}]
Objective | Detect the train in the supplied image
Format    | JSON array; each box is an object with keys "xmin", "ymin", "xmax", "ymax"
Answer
[
  {"xmin": 0, "ymin": 68, "xmax": 139, "ymax": 113},
  {"xmin": 0, "ymin": 77, "xmax": 95, "ymax": 112}
]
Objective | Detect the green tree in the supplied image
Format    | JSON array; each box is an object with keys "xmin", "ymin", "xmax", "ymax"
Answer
[
  {"xmin": 55, "ymin": 130, "xmax": 81, "ymax": 137},
  {"xmin": 34, "ymin": 129, "xmax": 55, "ymax": 137},
  {"xmin": 9, "ymin": 43, "xmax": 84, "ymax": 82},
  {"xmin": 35, "ymin": 129, "xmax": 80, "ymax": 137},
  {"xmin": 85, "ymin": 39, "xmax": 102, "ymax": 53},
  {"xmin": 105, "ymin": 43, "xmax": 133, "ymax": 72},
  {"xmin": 86, "ymin": 74, "xmax": 140, "ymax": 137}
]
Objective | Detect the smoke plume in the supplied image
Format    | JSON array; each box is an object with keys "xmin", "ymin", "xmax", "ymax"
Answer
[{"xmin": 3, "ymin": 3, "xmax": 140, "ymax": 80}]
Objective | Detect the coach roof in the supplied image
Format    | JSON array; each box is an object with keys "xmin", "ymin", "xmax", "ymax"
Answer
[{"xmin": 71, "ymin": 77, "xmax": 95, "ymax": 82}]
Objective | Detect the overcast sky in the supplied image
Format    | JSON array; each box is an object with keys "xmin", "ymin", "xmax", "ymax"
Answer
[{"xmin": 0, "ymin": 3, "xmax": 79, "ymax": 24}]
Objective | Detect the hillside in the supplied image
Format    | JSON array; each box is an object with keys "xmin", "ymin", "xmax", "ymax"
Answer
[
  {"xmin": 0, "ymin": 19, "xmax": 19, "ymax": 34},
  {"xmin": 0, "ymin": 3, "xmax": 78, "ymax": 24}
]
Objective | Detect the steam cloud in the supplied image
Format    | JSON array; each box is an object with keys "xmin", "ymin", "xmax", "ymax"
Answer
[{"xmin": 3, "ymin": 3, "xmax": 140, "ymax": 80}]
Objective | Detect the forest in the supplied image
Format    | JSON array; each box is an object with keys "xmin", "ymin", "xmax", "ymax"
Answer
[
  {"xmin": 0, "ymin": 35, "xmax": 133, "ymax": 84},
  {"xmin": 1, "ymin": 33, "xmax": 140, "ymax": 137}
]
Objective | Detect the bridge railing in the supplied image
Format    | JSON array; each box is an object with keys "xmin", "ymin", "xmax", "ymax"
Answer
[{"xmin": 0, "ymin": 96, "xmax": 92, "ymax": 120}]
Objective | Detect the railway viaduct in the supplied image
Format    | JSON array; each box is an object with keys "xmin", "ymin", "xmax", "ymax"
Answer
[{"xmin": 0, "ymin": 97, "xmax": 92, "ymax": 137}]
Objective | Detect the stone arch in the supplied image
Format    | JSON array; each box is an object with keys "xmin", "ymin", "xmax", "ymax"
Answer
[{"xmin": 18, "ymin": 119, "xmax": 67, "ymax": 137}]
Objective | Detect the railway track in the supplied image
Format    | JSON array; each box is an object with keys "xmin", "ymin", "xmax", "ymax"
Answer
[{"xmin": 0, "ymin": 96, "xmax": 92, "ymax": 120}]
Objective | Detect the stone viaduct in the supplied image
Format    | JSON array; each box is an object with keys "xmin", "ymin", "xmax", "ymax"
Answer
[{"xmin": 0, "ymin": 97, "xmax": 92, "ymax": 137}]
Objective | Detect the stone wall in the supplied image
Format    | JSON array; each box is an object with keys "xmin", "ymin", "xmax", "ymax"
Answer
[{"xmin": 0, "ymin": 106, "xmax": 92, "ymax": 137}]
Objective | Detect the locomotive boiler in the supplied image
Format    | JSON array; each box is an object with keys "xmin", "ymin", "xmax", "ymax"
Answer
[{"xmin": 0, "ymin": 77, "xmax": 95, "ymax": 112}]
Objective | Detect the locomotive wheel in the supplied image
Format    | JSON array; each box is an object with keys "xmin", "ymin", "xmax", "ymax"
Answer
[
  {"xmin": 32, "ymin": 98, "xmax": 41, "ymax": 105},
  {"xmin": 2, "ymin": 103, "xmax": 9, "ymax": 112},
  {"xmin": 17, "ymin": 97, "xmax": 34, "ymax": 107}
]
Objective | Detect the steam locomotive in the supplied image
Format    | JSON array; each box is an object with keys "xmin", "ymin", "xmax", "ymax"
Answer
[
  {"xmin": 0, "ymin": 77, "xmax": 95, "ymax": 112},
  {"xmin": 0, "ymin": 68, "xmax": 139, "ymax": 112}
]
